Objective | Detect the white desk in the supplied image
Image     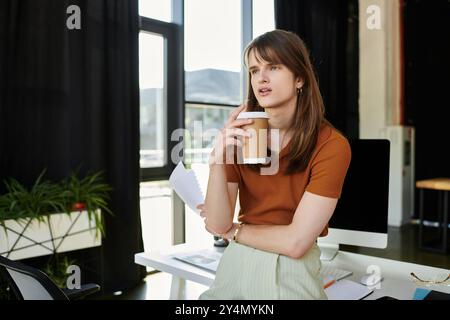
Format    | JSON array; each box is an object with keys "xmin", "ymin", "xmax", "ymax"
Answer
[{"xmin": 135, "ymin": 244, "xmax": 450, "ymax": 300}]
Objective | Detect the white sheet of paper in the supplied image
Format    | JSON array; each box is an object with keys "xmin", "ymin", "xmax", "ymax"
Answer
[
  {"xmin": 325, "ymin": 279, "xmax": 373, "ymax": 300},
  {"xmin": 169, "ymin": 161, "xmax": 205, "ymax": 214},
  {"xmin": 171, "ymin": 249, "xmax": 221, "ymax": 273}
]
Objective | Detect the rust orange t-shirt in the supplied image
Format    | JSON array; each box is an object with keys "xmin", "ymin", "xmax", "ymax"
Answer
[{"xmin": 225, "ymin": 124, "xmax": 352, "ymax": 237}]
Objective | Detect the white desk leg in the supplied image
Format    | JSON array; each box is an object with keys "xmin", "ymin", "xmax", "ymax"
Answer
[{"xmin": 170, "ymin": 276, "xmax": 186, "ymax": 300}]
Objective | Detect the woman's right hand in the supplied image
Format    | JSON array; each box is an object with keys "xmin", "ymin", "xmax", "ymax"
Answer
[{"xmin": 210, "ymin": 103, "xmax": 253, "ymax": 165}]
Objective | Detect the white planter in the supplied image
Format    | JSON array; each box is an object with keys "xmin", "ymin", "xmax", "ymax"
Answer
[{"xmin": 0, "ymin": 210, "xmax": 102, "ymax": 260}]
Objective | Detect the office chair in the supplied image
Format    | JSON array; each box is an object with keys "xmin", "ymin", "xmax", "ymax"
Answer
[{"xmin": 0, "ymin": 255, "xmax": 100, "ymax": 300}]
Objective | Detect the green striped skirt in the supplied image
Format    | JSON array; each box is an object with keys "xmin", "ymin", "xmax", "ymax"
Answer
[{"xmin": 199, "ymin": 241, "xmax": 327, "ymax": 300}]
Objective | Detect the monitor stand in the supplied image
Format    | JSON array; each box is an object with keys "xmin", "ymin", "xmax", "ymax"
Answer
[{"xmin": 318, "ymin": 243, "xmax": 339, "ymax": 261}]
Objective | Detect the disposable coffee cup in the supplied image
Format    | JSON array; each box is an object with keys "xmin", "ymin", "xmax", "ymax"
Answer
[{"xmin": 236, "ymin": 111, "xmax": 269, "ymax": 164}]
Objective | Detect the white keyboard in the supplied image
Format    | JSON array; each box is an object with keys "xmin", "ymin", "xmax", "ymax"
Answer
[{"xmin": 319, "ymin": 265, "xmax": 353, "ymax": 281}]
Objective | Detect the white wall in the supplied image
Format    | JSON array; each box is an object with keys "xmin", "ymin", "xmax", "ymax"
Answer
[{"xmin": 359, "ymin": 0, "xmax": 403, "ymax": 138}]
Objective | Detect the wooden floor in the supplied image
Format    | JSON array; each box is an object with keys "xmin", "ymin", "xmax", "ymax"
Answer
[{"xmin": 102, "ymin": 224, "xmax": 450, "ymax": 300}]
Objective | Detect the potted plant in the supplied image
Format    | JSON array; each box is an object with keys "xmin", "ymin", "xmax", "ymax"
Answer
[
  {"xmin": 0, "ymin": 170, "xmax": 112, "ymax": 261},
  {"xmin": 60, "ymin": 170, "xmax": 113, "ymax": 237}
]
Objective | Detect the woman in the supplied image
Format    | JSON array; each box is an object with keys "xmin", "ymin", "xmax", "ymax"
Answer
[{"xmin": 197, "ymin": 30, "xmax": 351, "ymax": 300}]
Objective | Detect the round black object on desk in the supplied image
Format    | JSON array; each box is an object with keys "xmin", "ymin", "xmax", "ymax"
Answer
[{"xmin": 213, "ymin": 236, "xmax": 229, "ymax": 247}]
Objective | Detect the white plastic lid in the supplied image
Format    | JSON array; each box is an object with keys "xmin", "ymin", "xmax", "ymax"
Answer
[{"xmin": 237, "ymin": 112, "xmax": 269, "ymax": 119}]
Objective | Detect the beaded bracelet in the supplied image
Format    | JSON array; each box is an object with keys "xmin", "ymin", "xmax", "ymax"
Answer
[{"xmin": 232, "ymin": 222, "xmax": 244, "ymax": 242}]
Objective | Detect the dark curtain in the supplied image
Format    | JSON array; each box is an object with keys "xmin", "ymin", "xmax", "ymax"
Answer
[
  {"xmin": 404, "ymin": 0, "xmax": 450, "ymax": 179},
  {"xmin": 274, "ymin": 0, "xmax": 359, "ymax": 138},
  {"xmin": 404, "ymin": 0, "xmax": 450, "ymax": 218},
  {"xmin": 0, "ymin": 0, "xmax": 145, "ymax": 294}
]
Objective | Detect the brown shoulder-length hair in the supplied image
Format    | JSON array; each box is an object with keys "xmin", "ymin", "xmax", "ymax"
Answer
[{"xmin": 244, "ymin": 29, "xmax": 334, "ymax": 175}]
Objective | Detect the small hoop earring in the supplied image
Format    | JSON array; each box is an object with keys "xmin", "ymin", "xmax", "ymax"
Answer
[{"xmin": 297, "ymin": 87, "xmax": 303, "ymax": 95}]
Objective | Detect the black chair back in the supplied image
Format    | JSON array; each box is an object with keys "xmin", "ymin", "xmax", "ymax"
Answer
[{"xmin": 0, "ymin": 255, "xmax": 69, "ymax": 300}]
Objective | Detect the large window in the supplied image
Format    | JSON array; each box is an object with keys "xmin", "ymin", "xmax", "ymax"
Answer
[
  {"xmin": 138, "ymin": 29, "xmax": 173, "ymax": 263},
  {"xmin": 139, "ymin": 14, "xmax": 181, "ymax": 181},
  {"xmin": 183, "ymin": 1, "xmax": 275, "ymax": 246},
  {"xmin": 138, "ymin": 2, "xmax": 184, "ymax": 262},
  {"xmin": 139, "ymin": 32, "xmax": 167, "ymax": 169},
  {"xmin": 184, "ymin": 0, "xmax": 242, "ymax": 106},
  {"xmin": 183, "ymin": 0, "xmax": 276, "ymax": 168},
  {"xmin": 138, "ymin": 0, "xmax": 276, "ymax": 251},
  {"xmin": 183, "ymin": 0, "xmax": 244, "ymax": 168}
]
